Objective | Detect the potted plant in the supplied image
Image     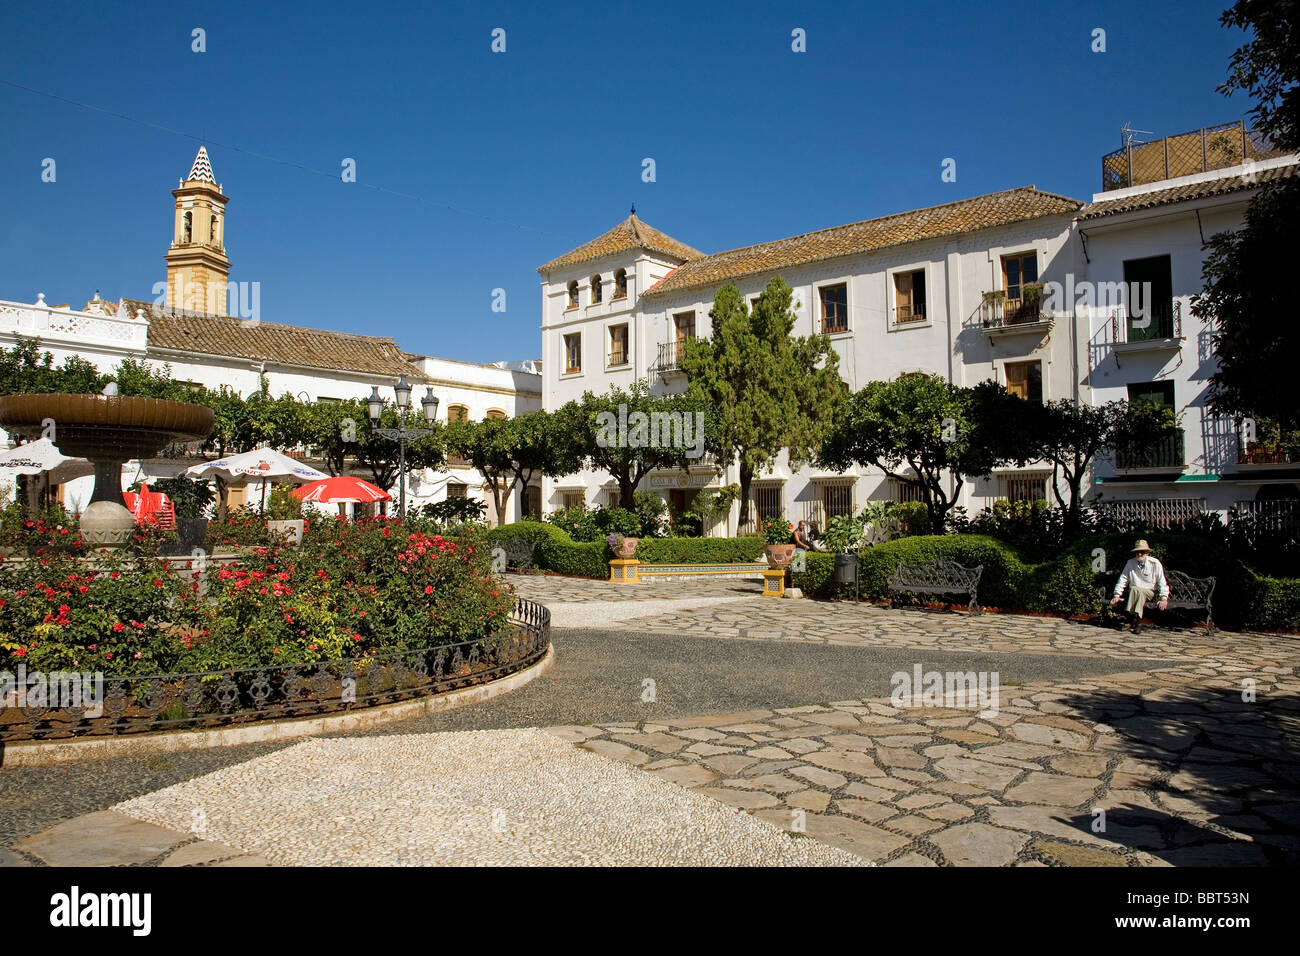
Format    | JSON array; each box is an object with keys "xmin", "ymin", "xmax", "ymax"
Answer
[
  {"xmin": 761, "ymin": 514, "xmax": 795, "ymax": 569},
  {"xmin": 607, "ymin": 532, "xmax": 638, "ymax": 559},
  {"xmin": 265, "ymin": 485, "xmax": 306, "ymax": 546}
]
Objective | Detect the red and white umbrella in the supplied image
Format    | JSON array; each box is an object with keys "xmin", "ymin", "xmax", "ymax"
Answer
[{"xmin": 291, "ymin": 475, "xmax": 391, "ymax": 504}]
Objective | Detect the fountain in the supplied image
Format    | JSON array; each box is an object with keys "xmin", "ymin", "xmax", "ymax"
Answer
[{"xmin": 0, "ymin": 392, "xmax": 214, "ymax": 547}]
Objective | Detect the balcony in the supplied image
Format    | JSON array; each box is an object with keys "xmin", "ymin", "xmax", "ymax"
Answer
[
  {"xmin": 1238, "ymin": 443, "xmax": 1299, "ymax": 467},
  {"xmin": 607, "ymin": 347, "xmax": 629, "ymax": 368},
  {"xmin": 1116, "ymin": 429, "xmax": 1186, "ymax": 471},
  {"xmin": 1110, "ymin": 301, "xmax": 1182, "ymax": 353},
  {"xmin": 1100, "ymin": 122, "xmax": 1285, "ymax": 191},
  {"xmin": 979, "ymin": 296, "xmax": 1052, "ymax": 336},
  {"xmin": 654, "ymin": 340, "xmax": 685, "ymax": 375}
]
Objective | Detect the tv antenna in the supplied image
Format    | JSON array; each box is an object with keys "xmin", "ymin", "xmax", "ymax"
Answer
[{"xmin": 1120, "ymin": 123, "xmax": 1153, "ymax": 148}]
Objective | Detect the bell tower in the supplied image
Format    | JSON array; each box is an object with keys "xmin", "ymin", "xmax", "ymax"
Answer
[{"xmin": 164, "ymin": 146, "xmax": 231, "ymax": 315}]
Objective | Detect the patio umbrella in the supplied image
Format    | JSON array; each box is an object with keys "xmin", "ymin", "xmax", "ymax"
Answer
[
  {"xmin": 186, "ymin": 447, "xmax": 328, "ymax": 484},
  {"xmin": 292, "ymin": 475, "xmax": 391, "ymax": 504},
  {"xmin": 0, "ymin": 438, "xmax": 96, "ymax": 485}
]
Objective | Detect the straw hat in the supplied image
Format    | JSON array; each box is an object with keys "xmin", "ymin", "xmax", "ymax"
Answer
[{"xmin": 1131, "ymin": 539, "xmax": 1152, "ymax": 554}]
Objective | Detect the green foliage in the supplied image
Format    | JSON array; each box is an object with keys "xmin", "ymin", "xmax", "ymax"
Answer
[
  {"xmin": 819, "ymin": 376, "xmax": 1012, "ymax": 534},
  {"xmin": 822, "ymin": 513, "xmax": 864, "ymax": 553},
  {"xmin": 633, "ymin": 489, "xmax": 670, "ymax": 538},
  {"xmin": 761, "ymin": 514, "xmax": 794, "ymax": 544},
  {"xmin": 596, "ymin": 507, "xmax": 642, "ymax": 537},
  {"xmin": 264, "ymin": 484, "xmax": 304, "ymax": 520},
  {"xmin": 855, "ymin": 535, "xmax": 1029, "ymax": 608},
  {"xmin": 0, "ymin": 338, "xmax": 107, "ymax": 395},
  {"xmin": 681, "ymin": 278, "xmax": 846, "ymax": 525},
  {"xmin": 0, "ymin": 517, "xmax": 514, "ymax": 674},
  {"xmin": 1024, "ymin": 555, "xmax": 1102, "ymax": 616},
  {"xmin": 1219, "ymin": 0, "xmax": 1300, "ymax": 152},
  {"xmin": 546, "ymin": 505, "xmax": 600, "ymax": 542},
  {"xmin": 418, "ymin": 497, "xmax": 488, "ymax": 526},
  {"xmin": 1243, "ymin": 572, "xmax": 1300, "ymax": 631},
  {"xmin": 636, "ymin": 537, "xmax": 765, "ymax": 564},
  {"xmin": 141, "ymin": 476, "xmax": 214, "ymax": 523},
  {"xmin": 672, "ymin": 484, "xmax": 737, "ymax": 537}
]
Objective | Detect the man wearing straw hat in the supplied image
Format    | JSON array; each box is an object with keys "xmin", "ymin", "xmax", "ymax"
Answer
[{"xmin": 1109, "ymin": 540, "xmax": 1169, "ymax": 633}]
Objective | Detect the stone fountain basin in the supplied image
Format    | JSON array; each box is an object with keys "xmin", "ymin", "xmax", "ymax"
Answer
[{"xmin": 0, "ymin": 394, "xmax": 214, "ymax": 460}]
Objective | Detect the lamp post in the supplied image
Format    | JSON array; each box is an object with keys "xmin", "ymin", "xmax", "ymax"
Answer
[{"xmin": 367, "ymin": 375, "xmax": 438, "ymax": 519}]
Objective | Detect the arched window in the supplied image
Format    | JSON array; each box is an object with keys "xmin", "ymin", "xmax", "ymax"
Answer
[
  {"xmin": 485, "ymin": 409, "xmax": 507, "ymax": 420},
  {"xmin": 182, "ymin": 211, "xmax": 192, "ymax": 244},
  {"xmin": 614, "ymin": 268, "xmax": 627, "ymax": 298},
  {"xmin": 591, "ymin": 274, "xmax": 603, "ymax": 304},
  {"xmin": 447, "ymin": 404, "xmax": 470, "ymax": 423},
  {"xmin": 566, "ymin": 281, "xmax": 578, "ymax": 308},
  {"xmin": 211, "ymin": 214, "xmax": 220, "ymax": 244}
]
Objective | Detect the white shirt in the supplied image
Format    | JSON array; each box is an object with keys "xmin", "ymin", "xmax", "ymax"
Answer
[{"xmin": 1113, "ymin": 555, "xmax": 1169, "ymax": 601}]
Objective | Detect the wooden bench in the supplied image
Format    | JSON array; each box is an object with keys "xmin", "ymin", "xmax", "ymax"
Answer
[
  {"xmin": 1102, "ymin": 569, "xmax": 1217, "ymax": 632},
  {"xmin": 887, "ymin": 559, "xmax": 983, "ymax": 615}
]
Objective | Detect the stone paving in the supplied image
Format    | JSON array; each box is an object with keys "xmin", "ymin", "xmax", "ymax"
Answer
[{"xmin": 7, "ymin": 575, "xmax": 1299, "ymax": 866}]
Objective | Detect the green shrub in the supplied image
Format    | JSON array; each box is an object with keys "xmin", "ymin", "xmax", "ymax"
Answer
[
  {"xmin": 488, "ymin": 521, "xmax": 608, "ymax": 578},
  {"xmin": 791, "ymin": 552, "xmax": 840, "ymax": 597},
  {"xmin": 890, "ymin": 501, "xmax": 931, "ymax": 537},
  {"xmin": 545, "ymin": 505, "xmax": 600, "ymax": 542},
  {"xmin": 637, "ymin": 537, "xmax": 765, "ymax": 565},
  {"xmin": 633, "ymin": 490, "xmax": 670, "ymax": 538},
  {"xmin": 855, "ymin": 535, "xmax": 1028, "ymax": 607},
  {"xmin": 1243, "ymin": 573, "xmax": 1300, "ymax": 631},
  {"xmin": 1024, "ymin": 555, "xmax": 1101, "ymax": 615},
  {"xmin": 593, "ymin": 506, "xmax": 641, "ymax": 537}
]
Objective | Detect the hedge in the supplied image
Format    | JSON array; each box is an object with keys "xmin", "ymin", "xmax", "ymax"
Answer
[{"xmin": 636, "ymin": 536, "xmax": 765, "ymax": 565}]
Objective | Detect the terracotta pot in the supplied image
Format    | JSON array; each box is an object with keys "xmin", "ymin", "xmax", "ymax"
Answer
[
  {"xmin": 765, "ymin": 543, "xmax": 795, "ymax": 569},
  {"xmin": 612, "ymin": 536, "xmax": 638, "ymax": 559}
]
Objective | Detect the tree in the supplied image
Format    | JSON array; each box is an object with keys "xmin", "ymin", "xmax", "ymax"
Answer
[
  {"xmin": 301, "ymin": 398, "xmax": 368, "ymax": 477},
  {"xmin": 353, "ymin": 402, "xmax": 443, "ymax": 496},
  {"xmin": 996, "ymin": 396, "xmax": 1181, "ymax": 536},
  {"xmin": 0, "ymin": 338, "xmax": 106, "ymax": 395},
  {"xmin": 1195, "ymin": 1, "xmax": 1300, "ymax": 431},
  {"xmin": 680, "ymin": 278, "xmax": 846, "ymax": 526},
  {"xmin": 557, "ymin": 381, "xmax": 715, "ymax": 509},
  {"xmin": 818, "ymin": 375, "xmax": 1007, "ymax": 534}
]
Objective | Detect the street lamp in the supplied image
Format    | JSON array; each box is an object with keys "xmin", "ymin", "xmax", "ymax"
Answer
[{"xmin": 367, "ymin": 379, "xmax": 438, "ymax": 519}]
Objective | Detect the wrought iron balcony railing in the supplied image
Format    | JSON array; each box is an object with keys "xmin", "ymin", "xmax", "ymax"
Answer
[
  {"xmin": 1111, "ymin": 300, "xmax": 1181, "ymax": 344},
  {"xmin": 654, "ymin": 340, "xmax": 684, "ymax": 372},
  {"xmin": 1116, "ymin": 429, "xmax": 1185, "ymax": 470},
  {"xmin": 1239, "ymin": 443, "xmax": 1298, "ymax": 465},
  {"xmin": 981, "ymin": 297, "xmax": 1048, "ymax": 329},
  {"xmin": 608, "ymin": 348, "xmax": 628, "ymax": 367}
]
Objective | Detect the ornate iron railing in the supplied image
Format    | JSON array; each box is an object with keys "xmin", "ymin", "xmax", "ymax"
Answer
[
  {"xmin": 1115, "ymin": 429, "xmax": 1186, "ymax": 470},
  {"xmin": 0, "ymin": 598, "xmax": 550, "ymax": 742}
]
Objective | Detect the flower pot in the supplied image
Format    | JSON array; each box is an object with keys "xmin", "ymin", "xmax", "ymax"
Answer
[
  {"xmin": 612, "ymin": 536, "xmax": 638, "ymax": 559},
  {"xmin": 765, "ymin": 544, "xmax": 795, "ymax": 569},
  {"xmin": 267, "ymin": 519, "xmax": 305, "ymax": 546}
]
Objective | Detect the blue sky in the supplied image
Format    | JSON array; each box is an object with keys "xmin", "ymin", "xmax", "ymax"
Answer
[{"xmin": 0, "ymin": 0, "xmax": 1253, "ymax": 364}]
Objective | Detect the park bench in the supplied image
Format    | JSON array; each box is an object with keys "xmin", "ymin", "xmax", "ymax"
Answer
[
  {"xmin": 887, "ymin": 559, "xmax": 983, "ymax": 615},
  {"xmin": 1101, "ymin": 569, "xmax": 1217, "ymax": 632},
  {"xmin": 503, "ymin": 537, "xmax": 537, "ymax": 571}
]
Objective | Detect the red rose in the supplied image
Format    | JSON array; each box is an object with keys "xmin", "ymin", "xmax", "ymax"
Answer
[{"xmin": 424, "ymin": 585, "xmax": 433, "ymax": 594}]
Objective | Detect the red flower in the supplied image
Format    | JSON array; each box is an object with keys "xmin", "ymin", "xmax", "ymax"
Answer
[
  {"xmin": 112, "ymin": 622, "xmax": 125, "ymax": 633},
  {"xmin": 13, "ymin": 648, "xmax": 26, "ymax": 658},
  {"xmin": 104, "ymin": 652, "xmax": 112, "ymax": 659},
  {"xmin": 423, "ymin": 585, "xmax": 433, "ymax": 595}
]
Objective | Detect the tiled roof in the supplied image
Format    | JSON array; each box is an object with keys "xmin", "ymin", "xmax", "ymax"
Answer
[
  {"xmin": 1078, "ymin": 160, "xmax": 1299, "ymax": 220},
  {"xmin": 186, "ymin": 146, "xmax": 216, "ymax": 184},
  {"xmin": 640, "ymin": 186, "xmax": 1082, "ymax": 298},
  {"xmin": 537, "ymin": 214, "xmax": 703, "ymax": 274},
  {"xmin": 115, "ymin": 299, "xmax": 423, "ymax": 379}
]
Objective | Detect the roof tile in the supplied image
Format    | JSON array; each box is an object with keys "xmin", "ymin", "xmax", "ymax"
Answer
[
  {"xmin": 538, "ymin": 214, "xmax": 702, "ymax": 274},
  {"xmin": 1078, "ymin": 160, "xmax": 1299, "ymax": 220}
]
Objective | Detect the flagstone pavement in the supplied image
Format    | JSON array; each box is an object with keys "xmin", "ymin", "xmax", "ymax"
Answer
[{"xmin": 5, "ymin": 574, "xmax": 1299, "ymax": 866}]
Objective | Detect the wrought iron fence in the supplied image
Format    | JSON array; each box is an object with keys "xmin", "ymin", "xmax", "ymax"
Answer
[
  {"xmin": 1096, "ymin": 497, "xmax": 1206, "ymax": 528},
  {"xmin": 1, "ymin": 597, "xmax": 551, "ymax": 742},
  {"xmin": 1115, "ymin": 429, "xmax": 1186, "ymax": 470},
  {"xmin": 654, "ymin": 340, "xmax": 682, "ymax": 372}
]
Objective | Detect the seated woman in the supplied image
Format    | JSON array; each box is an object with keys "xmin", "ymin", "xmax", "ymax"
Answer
[{"xmin": 793, "ymin": 520, "xmax": 813, "ymax": 552}]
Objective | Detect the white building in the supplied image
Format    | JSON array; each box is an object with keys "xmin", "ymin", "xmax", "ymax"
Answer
[
  {"xmin": 536, "ymin": 128, "xmax": 1298, "ymax": 534},
  {"xmin": 0, "ymin": 148, "xmax": 542, "ymax": 522}
]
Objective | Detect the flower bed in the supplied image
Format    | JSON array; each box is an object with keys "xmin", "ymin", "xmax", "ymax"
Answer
[{"xmin": 0, "ymin": 516, "xmax": 514, "ymax": 676}]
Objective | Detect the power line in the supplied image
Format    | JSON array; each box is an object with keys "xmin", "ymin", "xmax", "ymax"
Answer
[{"xmin": 1, "ymin": 77, "xmax": 551, "ymax": 236}]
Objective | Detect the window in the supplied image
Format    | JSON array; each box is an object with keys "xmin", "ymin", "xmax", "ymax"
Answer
[
  {"xmin": 894, "ymin": 269, "xmax": 926, "ymax": 323},
  {"xmin": 673, "ymin": 311, "xmax": 695, "ymax": 343},
  {"xmin": 608, "ymin": 324, "xmax": 629, "ymax": 366},
  {"xmin": 1123, "ymin": 254, "xmax": 1174, "ymax": 340},
  {"xmin": 564, "ymin": 333, "xmax": 582, "ymax": 374},
  {"xmin": 1002, "ymin": 473, "xmax": 1049, "ymax": 503},
  {"xmin": 1005, "ymin": 361, "xmax": 1043, "ymax": 403},
  {"xmin": 1001, "ymin": 252, "xmax": 1039, "ymax": 301},
  {"xmin": 591, "ymin": 274, "xmax": 603, "ymax": 304},
  {"xmin": 821, "ymin": 481, "xmax": 853, "ymax": 518},
  {"xmin": 212, "ymin": 215, "xmax": 220, "ymax": 245},
  {"xmin": 891, "ymin": 479, "xmax": 926, "ymax": 503},
  {"xmin": 446, "ymin": 404, "xmax": 470, "ymax": 423},
  {"xmin": 566, "ymin": 281, "xmax": 579, "ymax": 309},
  {"xmin": 485, "ymin": 409, "xmax": 507, "ymax": 420},
  {"xmin": 447, "ymin": 482, "xmax": 468, "ymax": 499},
  {"xmin": 520, "ymin": 485, "xmax": 541, "ymax": 519},
  {"xmin": 1128, "ymin": 380, "xmax": 1175, "ymax": 409},
  {"xmin": 614, "ymin": 268, "xmax": 627, "ymax": 298},
  {"xmin": 561, "ymin": 491, "xmax": 585, "ymax": 510},
  {"xmin": 819, "ymin": 284, "xmax": 848, "ymax": 334},
  {"xmin": 754, "ymin": 484, "xmax": 783, "ymax": 520},
  {"xmin": 182, "ymin": 211, "xmax": 192, "ymax": 244}
]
